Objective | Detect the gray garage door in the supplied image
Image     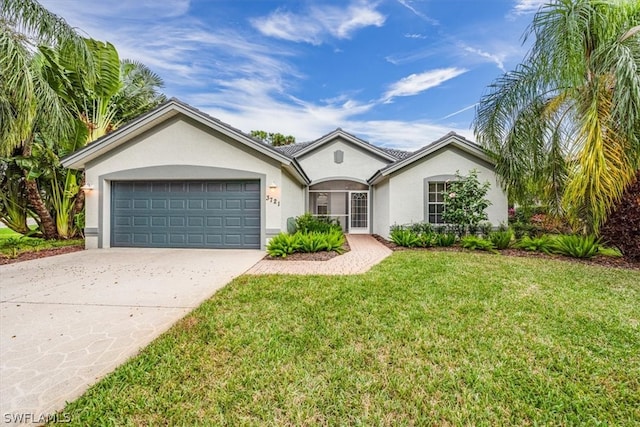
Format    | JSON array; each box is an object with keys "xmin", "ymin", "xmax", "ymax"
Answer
[{"xmin": 111, "ymin": 180, "xmax": 260, "ymax": 248}]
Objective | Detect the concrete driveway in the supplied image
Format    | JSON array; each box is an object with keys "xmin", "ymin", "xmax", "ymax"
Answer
[{"xmin": 0, "ymin": 248, "xmax": 263, "ymax": 424}]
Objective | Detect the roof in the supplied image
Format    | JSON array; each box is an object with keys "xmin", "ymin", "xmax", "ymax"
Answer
[
  {"xmin": 61, "ymin": 98, "xmax": 312, "ymax": 183},
  {"xmin": 368, "ymin": 132, "xmax": 494, "ymax": 184},
  {"xmin": 276, "ymin": 128, "xmax": 404, "ymax": 162},
  {"xmin": 274, "ymin": 135, "xmax": 412, "ymax": 161}
]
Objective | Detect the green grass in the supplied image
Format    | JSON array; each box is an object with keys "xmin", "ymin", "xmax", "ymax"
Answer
[
  {"xmin": 0, "ymin": 228, "xmax": 83, "ymax": 257},
  {"xmin": 56, "ymin": 252, "xmax": 639, "ymax": 426}
]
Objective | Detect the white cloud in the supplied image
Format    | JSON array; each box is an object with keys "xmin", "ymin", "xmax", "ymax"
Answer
[
  {"xmin": 383, "ymin": 68, "xmax": 467, "ymax": 102},
  {"xmin": 250, "ymin": 1, "xmax": 385, "ymax": 45},
  {"xmin": 404, "ymin": 33, "xmax": 427, "ymax": 39},
  {"xmin": 38, "ymin": 0, "xmax": 471, "ymax": 152},
  {"xmin": 395, "ymin": 0, "xmax": 438, "ymax": 25},
  {"xmin": 460, "ymin": 44, "xmax": 506, "ymax": 72},
  {"xmin": 512, "ymin": 0, "xmax": 546, "ymax": 15}
]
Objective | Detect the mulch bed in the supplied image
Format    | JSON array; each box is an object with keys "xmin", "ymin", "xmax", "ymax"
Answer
[
  {"xmin": 372, "ymin": 234, "xmax": 640, "ymax": 271},
  {"xmin": 263, "ymin": 240, "xmax": 351, "ymax": 261},
  {"xmin": 0, "ymin": 245, "xmax": 85, "ymax": 265}
]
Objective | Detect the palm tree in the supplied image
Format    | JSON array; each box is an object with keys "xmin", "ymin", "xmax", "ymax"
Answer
[
  {"xmin": 1, "ymin": 0, "xmax": 94, "ymax": 238},
  {"xmin": 473, "ymin": 0, "xmax": 640, "ymax": 234}
]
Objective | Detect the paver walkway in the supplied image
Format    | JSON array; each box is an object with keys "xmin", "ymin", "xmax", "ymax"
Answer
[{"xmin": 246, "ymin": 234, "xmax": 392, "ymax": 275}]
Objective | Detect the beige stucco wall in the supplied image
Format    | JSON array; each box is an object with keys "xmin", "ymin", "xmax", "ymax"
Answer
[
  {"xmin": 372, "ymin": 178, "xmax": 390, "ymax": 237},
  {"xmin": 279, "ymin": 169, "xmax": 306, "ymax": 233},
  {"xmin": 384, "ymin": 146, "xmax": 508, "ymax": 236},
  {"xmin": 83, "ymin": 117, "xmax": 302, "ymax": 248},
  {"xmin": 297, "ymin": 138, "xmax": 391, "ymax": 184}
]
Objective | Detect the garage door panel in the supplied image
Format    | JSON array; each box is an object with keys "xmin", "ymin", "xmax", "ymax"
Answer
[
  {"xmin": 151, "ymin": 234, "xmax": 167, "ymax": 244},
  {"xmin": 132, "ymin": 234, "xmax": 150, "ymax": 244},
  {"xmin": 225, "ymin": 199, "xmax": 242, "ymax": 210},
  {"xmin": 188, "ymin": 199, "xmax": 204, "ymax": 210},
  {"xmin": 133, "ymin": 216, "xmax": 149, "ymax": 226},
  {"xmin": 206, "ymin": 217, "xmax": 223, "ymax": 227},
  {"xmin": 244, "ymin": 182, "xmax": 260, "ymax": 192},
  {"xmin": 112, "ymin": 180, "xmax": 260, "ymax": 249},
  {"xmin": 244, "ymin": 216, "xmax": 260, "ymax": 227}
]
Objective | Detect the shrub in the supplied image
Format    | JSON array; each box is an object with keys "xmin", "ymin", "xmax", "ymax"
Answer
[
  {"xmin": 442, "ymin": 169, "xmax": 492, "ymax": 231},
  {"xmin": 390, "ymin": 229, "xmax": 420, "ymax": 248},
  {"xmin": 511, "ymin": 222, "xmax": 537, "ymax": 239},
  {"xmin": 324, "ymin": 229, "xmax": 346, "ymax": 253},
  {"xmin": 407, "ymin": 222, "xmax": 434, "ymax": 235},
  {"xmin": 434, "ymin": 232, "xmax": 456, "ymax": 247},
  {"xmin": 489, "ymin": 230, "xmax": 513, "ymax": 250},
  {"xmin": 266, "ymin": 233, "xmax": 300, "ymax": 258},
  {"xmin": 598, "ymin": 246, "xmax": 623, "ymax": 258},
  {"xmin": 295, "ymin": 213, "xmax": 341, "ymax": 234},
  {"xmin": 479, "ymin": 221, "xmax": 493, "ymax": 237},
  {"xmin": 553, "ymin": 234, "xmax": 600, "ymax": 259},
  {"xmin": 417, "ymin": 232, "xmax": 435, "ymax": 248},
  {"xmin": 460, "ymin": 235, "xmax": 499, "ymax": 254},
  {"xmin": 296, "ymin": 232, "xmax": 329, "ymax": 253},
  {"xmin": 515, "ymin": 235, "xmax": 556, "ymax": 254},
  {"xmin": 600, "ymin": 171, "xmax": 640, "ymax": 261}
]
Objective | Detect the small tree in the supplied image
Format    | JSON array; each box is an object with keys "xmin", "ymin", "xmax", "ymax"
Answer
[{"xmin": 442, "ymin": 169, "xmax": 492, "ymax": 235}]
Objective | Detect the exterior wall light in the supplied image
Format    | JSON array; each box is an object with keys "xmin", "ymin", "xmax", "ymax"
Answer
[
  {"xmin": 80, "ymin": 184, "xmax": 94, "ymax": 192},
  {"xmin": 269, "ymin": 182, "xmax": 278, "ymax": 190}
]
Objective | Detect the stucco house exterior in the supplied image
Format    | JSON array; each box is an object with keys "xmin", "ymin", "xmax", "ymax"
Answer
[{"xmin": 62, "ymin": 99, "xmax": 508, "ymax": 250}]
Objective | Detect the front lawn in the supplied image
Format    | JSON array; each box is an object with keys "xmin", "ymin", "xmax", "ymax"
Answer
[{"xmin": 58, "ymin": 252, "xmax": 639, "ymax": 425}]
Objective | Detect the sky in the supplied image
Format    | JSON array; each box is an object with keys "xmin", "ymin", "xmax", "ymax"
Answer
[{"xmin": 39, "ymin": 0, "xmax": 546, "ymax": 151}]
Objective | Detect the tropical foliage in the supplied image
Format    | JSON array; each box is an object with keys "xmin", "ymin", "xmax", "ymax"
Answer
[
  {"xmin": 473, "ymin": 0, "xmax": 640, "ymax": 234},
  {"xmin": 600, "ymin": 171, "xmax": 640, "ymax": 260},
  {"xmin": 0, "ymin": 0, "xmax": 165, "ymax": 239},
  {"xmin": 441, "ymin": 169, "xmax": 492, "ymax": 235}
]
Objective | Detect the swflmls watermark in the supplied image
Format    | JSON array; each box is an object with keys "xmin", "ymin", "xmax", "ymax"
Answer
[{"xmin": 3, "ymin": 412, "xmax": 71, "ymax": 424}]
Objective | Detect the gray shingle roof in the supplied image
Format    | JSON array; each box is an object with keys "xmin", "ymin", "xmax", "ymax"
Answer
[{"xmin": 272, "ymin": 130, "xmax": 413, "ymax": 161}]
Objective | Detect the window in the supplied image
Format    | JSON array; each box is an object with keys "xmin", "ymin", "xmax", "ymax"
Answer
[
  {"xmin": 310, "ymin": 192, "xmax": 329, "ymax": 215},
  {"xmin": 427, "ymin": 182, "xmax": 449, "ymax": 224}
]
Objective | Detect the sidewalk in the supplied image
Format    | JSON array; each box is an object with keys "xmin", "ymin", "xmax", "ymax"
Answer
[{"xmin": 246, "ymin": 234, "xmax": 392, "ymax": 275}]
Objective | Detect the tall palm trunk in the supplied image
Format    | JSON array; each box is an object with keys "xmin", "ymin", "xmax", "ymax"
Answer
[{"xmin": 21, "ymin": 136, "xmax": 58, "ymax": 239}]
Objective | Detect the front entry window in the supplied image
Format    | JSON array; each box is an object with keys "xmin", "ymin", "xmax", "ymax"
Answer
[{"xmin": 309, "ymin": 180, "xmax": 369, "ymax": 233}]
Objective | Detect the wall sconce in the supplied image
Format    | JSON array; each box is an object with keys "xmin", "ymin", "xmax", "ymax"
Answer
[
  {"xmin": 80, "ymin": 184, "xmax": 94, "ymax": 192},
  {"xmin": 269, "ymin": 182, "xmax": 278, "ymax": 191}
]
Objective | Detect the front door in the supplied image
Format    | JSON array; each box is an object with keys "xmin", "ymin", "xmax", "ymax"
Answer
[{"xmin": 349, "ymin": 191, "xmax": 369, "ymax": 234}]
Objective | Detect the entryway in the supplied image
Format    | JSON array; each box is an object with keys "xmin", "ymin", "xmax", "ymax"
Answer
[{"xmin": 308, "ymin": 180, "xmax": 370, "ymax": 233}]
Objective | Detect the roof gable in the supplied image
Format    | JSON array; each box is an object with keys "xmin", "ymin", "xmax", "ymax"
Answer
[
  {"xmin": 61, "ymin": 98, "xmax": 294, "ymax": 170},
  {"xmin": 369, "ymin": 132, "xmax": 494, "ymax": 184},
  {"xmin": 286, "ymin": 128, "xmax": 400, "ymax": 162}
]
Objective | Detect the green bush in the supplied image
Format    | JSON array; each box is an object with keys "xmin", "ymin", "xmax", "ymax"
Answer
[
  {"xmin": 417, "ymin": 232, "xmax": 435, "ymax": 248},
  {"xmin": 515, "ymin": 235, "xmax": 556, "ymax": 254},
  {"xmin": 324, "ymin": 229, "xmax": 346, "ymax": 253},
  {"xmin": 266, "ymin": 233, "xmax": 300, "ymax": 258},
  {"xmin": 407, "ymin": 222, "xmax": 434, "ymax": 235},
  {"xmin": 295, "ymin": 213, "xmax": 341, "ymax": 234},
  {"xmin": 460, "ymin": 236, "xmax": 498, "ymax": 254},
  {"xmin": 598, "ymin": 246, "xmax": 623, "ymax": 258},
  {"xmin": 479, "ymin": 221, "xmax": 493, "ymax": 237},
  {"xmin": 489, "ymin": 230, "xmax": 513, "ymax": 250},
  {"xmin": 390, "ymin": 229, "xmax": 420, "ymax": 247},
  {"xmin": 511, "ymin": 222, "xmax": 538, "ymax": 239},
  {"xmin": 434, "ymin": 233, "xmax": 456, "ymax": 247},
  {"xmin": 296, "ymin": 232, "xmax": 329, "ymax": 253},
  {"xmin": 553, "ymin": 234, "xmax": 600, "ymax": 259}
]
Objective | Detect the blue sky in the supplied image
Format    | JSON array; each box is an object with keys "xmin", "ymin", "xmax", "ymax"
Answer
[{"xmin": 40, "ymin": 0, "xmax": 545, "ymax": 151}]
